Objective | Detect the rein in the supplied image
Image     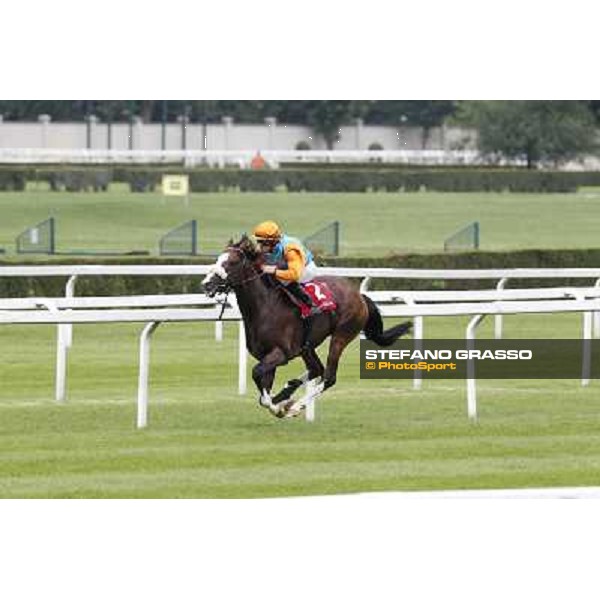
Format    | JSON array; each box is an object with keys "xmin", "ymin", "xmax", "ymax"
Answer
[{"xmin": 217, "ymin": 291, "xmax": 230, "ymax": 321}]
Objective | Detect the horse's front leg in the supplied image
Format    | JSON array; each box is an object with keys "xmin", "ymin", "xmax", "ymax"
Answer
[{"xmin": 251, "ymin": 347, "xmax": 288, "ymax": 417}]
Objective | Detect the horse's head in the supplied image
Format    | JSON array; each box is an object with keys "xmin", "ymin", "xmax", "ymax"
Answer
[{"xmin": 202, "ymin": 234, "xmax": 262, "ymax": 297}]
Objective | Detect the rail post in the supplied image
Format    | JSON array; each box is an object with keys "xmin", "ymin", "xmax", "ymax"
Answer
[
  {"xmin": 466, "ymin": 314, "xmax": 486, "ymax": 421},
  {"xmin": 137, "ymin": 321, "xmax": 160, "ymax": 429},
  {"xmin": 494, "ymin": 278, "xmax": 508, "ymax": 339},
  {"xmin": 594, "ymin": 278, "xmax": 600, "ymax": 338},
  {"xmin": 572, "ymin": 291, "xmax": 593, "ymax": 387}
]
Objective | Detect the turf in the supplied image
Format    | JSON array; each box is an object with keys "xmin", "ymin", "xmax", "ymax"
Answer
[
  {"xmin": 1, "ymin": 187, "xmax": 600, "ymax": 256},
  {"xmin": 1, "ymin": 313, "xmax": 599, "ymax": 498}
]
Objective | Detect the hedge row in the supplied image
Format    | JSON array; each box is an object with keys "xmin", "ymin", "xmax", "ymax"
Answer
[
  {"xmin": 2, "ymin": 166, "xmax": 600, "ymax": 193},
  {"xmin": 2, "ymin": 249, "xmax": 600, "ymax": 296},
  {"xmin": 0, "ymin": 169, "xmax": 26, "ymax": 191},
  {"xmin": 183, "ymin": 168, "xmax": 600, "ymax": 193},
  {"xmin": 0, "ymin": 257, "xmax": 208, "ymax": 297},
  {"xmin": 324, "ymin": 249, "xmax": 600, "ymax": 290}
]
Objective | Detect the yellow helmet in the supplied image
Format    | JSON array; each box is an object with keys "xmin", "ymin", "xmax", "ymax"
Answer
[{"xmin": 253, "ymin": 220, "xmax": 282, "ymax": 241}]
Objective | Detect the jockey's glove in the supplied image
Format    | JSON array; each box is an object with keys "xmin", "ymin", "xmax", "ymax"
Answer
[{"xmin": 261, "ymin": 265, "xmax": 277, "ymax": 275}]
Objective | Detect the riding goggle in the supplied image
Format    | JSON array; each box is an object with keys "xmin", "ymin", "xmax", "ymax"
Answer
[{"xmin": 256, "ymin": 238, "xmax": 279, "ymax": 248}]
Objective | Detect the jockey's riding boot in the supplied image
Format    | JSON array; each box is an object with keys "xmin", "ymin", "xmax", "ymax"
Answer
[
  {"xmin": 302, "ymin": 315, "xmax": 314, "ymax": 351},
  {"xmin": 286, "ymin": 282, "xmax": 320, "ymax": 317}
]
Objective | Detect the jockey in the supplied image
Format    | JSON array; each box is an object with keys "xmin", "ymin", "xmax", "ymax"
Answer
[{"xmin": 252, "ymin": 220, "xmax": 320, "ymax": 319}]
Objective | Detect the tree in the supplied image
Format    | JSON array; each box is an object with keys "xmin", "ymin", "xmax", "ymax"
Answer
[
  {"xmin": 305, "ymin": 100, "xmax": 357, "ymax": 149},
  {"xmin": 0, "ymin": 100, "xmax": 458, "ymax": 130},
  {"xmin": 264, "ymin": 100, "xmax": 312, "ymax": 123},
  {"xmin": 587, "ymin": 100, "xmax": 600, "ymax": 125},
  {"xmin": 0, "ymin": 100, "xmax": 82, "ymax": 121},
  {"xmin": 362, "ymin": 101, "xmax": 456, "ymax": 147},
  {"xmin": 94, "ymin": 101, "xmax": 130, "ymax": 121},
  {"xmin": 455, "ymin": 101, "xmax": 598, "ymax": 168}
]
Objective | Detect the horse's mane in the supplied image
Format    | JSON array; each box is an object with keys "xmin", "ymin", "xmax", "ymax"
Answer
[
  {"xmin": 229, "ymin": 234, "xmax": 284, "ymax": 294},
  {"xmin": 230, "ymin": 233, "xmax": 261, "ymax": 262}
]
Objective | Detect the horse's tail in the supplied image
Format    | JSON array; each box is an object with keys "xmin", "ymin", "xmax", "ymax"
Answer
[{"xmin": 361, "ymin": 294, "xmax": 412, "ymax": 346}]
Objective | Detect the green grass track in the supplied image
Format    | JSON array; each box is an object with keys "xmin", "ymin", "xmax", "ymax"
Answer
[{"xmin": 1, "ymin": 187, "xmax": 600, "ymax": 256}]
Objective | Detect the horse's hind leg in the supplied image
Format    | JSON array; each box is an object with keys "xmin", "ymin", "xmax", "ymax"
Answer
[
  {"xmin": 303, "ymin": 346, "xmax": 325, "ymax": 381},
  {"xmin": 282, "ymin": 346, "xmax": 331, "ymax": 418},
  {"xmin": 272, "ymin": 346, "xmax": 324, "ymax": 405},
  {"xmin": 283, "ymin": 331, "xmax": 354, "ymax": 418},
  {"xmin": 272, "ymin": 375, "xmax": 306, "ymax": 405},
  {"xmin": 323, "ymin": 331, "xmax": 355, "ymax": 390}
]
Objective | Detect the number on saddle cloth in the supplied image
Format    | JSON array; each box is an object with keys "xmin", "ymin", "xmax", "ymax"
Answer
[{"xmin": 301, "ymin": 280, "xmax": 337, "ymax": 314}]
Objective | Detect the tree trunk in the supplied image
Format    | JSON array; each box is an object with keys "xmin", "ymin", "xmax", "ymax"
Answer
[
  {"xmin": 526, "ymin": 153, "xmax": 534, "ymax": 169},
  {"xmin": 421, "ymin": 127, "xmax": 431, "ymax": 149},
  {"xmin": 140, "ymin": 101, "xmax": 155, "ymax": 123}
]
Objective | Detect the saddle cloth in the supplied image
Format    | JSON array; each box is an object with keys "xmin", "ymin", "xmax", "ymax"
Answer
[{"xmin": 299, "ymin": 280, "xmax": 337, "ymax": 317}]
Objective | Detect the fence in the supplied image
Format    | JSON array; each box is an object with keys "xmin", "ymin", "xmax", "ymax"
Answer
[
  {"xmin": 0, "ymin": 294, "xmax": 239, "ymax": 428},
  {"xmin": 5, "ymin": 263, "xmax": 600, "ymax": 341},
  {"xmin": 3, "ymin": 265, "xmax": 600, "ymax": 427},
  {"xmin": 0, "ymin": 148, "xmax": 490, "ymax": 168}
]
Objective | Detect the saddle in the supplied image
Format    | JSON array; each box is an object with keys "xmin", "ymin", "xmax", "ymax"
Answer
[{"xmin": 283, "ymin": 280, "xmax": 338, "ymax": 318}]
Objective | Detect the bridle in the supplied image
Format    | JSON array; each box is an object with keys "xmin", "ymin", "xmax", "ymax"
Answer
[
  {"xmin": 206, "ymin": 245, "xmax": 265, "ymax": 320},
  {"xmin": 219, "ymin": 246, "xmax": 264, "ymax": 289}
]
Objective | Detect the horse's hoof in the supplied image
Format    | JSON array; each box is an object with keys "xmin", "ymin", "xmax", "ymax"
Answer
[
  {"xmin": 278, "ymin": 398, "xmax": 299, "ymax": 415},
  {"xmin": 280, "ymin": 398, "xmax": 293, "ymax": 411},
  {"xmin": 283, "ymin": 399, "xmax": 306, "ymax": 418},
  {"xmin": 268, "ymin": 404, "xmax": 286, "ymax": 419},
  {"xmin": 283, "ymin": 407, "xmax": 304, "ymax": 419}
]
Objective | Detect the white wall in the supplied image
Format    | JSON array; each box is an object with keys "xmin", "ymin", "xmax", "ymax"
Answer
[{"xmin": 0, "ymin": 117, "xmax": 478, "ymax": 151}]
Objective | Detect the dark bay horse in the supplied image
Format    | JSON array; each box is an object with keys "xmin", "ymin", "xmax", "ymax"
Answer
[{"xmin": 202, "ymin": 235, "xmax": 412, "ymax": 417}]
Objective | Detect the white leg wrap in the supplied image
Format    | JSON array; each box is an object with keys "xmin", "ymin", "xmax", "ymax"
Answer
[
  {"xmin": 259, "ymin": 389, "xmax": 273, "ymax": 408},
  {"xmin": 285, "ymin": 377, "xmax": 324, "ymax": 419},
  {"xmin": 260, "ymin": 390, "xmax": 284, "ymax": 417}
]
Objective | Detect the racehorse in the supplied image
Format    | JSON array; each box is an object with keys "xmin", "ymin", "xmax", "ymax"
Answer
[{"xmin": 202, "ymin": 235, "xmax": 412, "ymax": 418}]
